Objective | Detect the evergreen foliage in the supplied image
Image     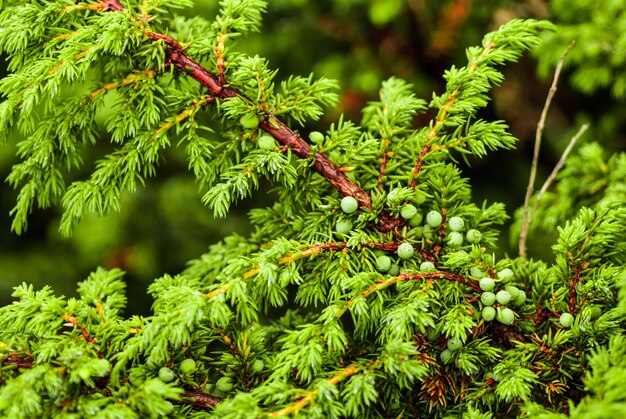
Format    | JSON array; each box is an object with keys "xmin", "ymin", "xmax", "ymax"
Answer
[{"xmin": 1, "ymin": 1, "xmax": 625, "ymax": 417}]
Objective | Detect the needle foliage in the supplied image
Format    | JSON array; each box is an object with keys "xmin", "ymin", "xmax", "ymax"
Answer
[{"xmin": 1, "ymin": 1, "xmax": 625, "ymax": 418}]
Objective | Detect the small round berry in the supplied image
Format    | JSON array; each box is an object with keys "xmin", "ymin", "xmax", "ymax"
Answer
[
  {"xmin": 240, "ymin": 114, "xmax": 259, "ymax": 129},
  {"xmin": 335, "ymin": 219, "xmax": 353, "ymax": 235},
  {"xmin": 440, "ymin": 349, "xmax": 452, "ymax": 363},
  {"xmin": 414, "ymin": 192, "xmax": 427, "ymax": 205},
  {"xmin": 258, "ymin": 135, "xmax": 277, "ymax": 150},
  {"xmin": 497, "ymin": 307, "xmax": 515, "ymax": 325},
  {"xmin": 386, "ymin": 189, "xmax": 399, "ymax": 204},
  {"xmin": 496, "ymin": 290, "xmax": 512, "ymax": 305},
  {"xmin": 427, "ymin": 329, "xmax": 440, "ymax": 342},
  {"xmin": 497, "ymin": 268, "xmax": 514, "ymax": 283},
  {"xmin": 388, "ymin": 263, "xmax": 400, "ymax": 276},
  {"xmin": 470, "ymin": 266, "xmax": 487, "ymax": 278},
  {"xmin": 308, "ymin": 131, "xmax": 324, "ymax": 144},
  {"xmin": 400, "ymin": 204, "xmax": 418, "ymax": 220},
  {"xmin": 341, "ymin": 196, "xmax": 359, "ymax": 214},
  {"xmin": 481, "ymin": 292, "xmax": 496, "ymax": 306},
  {"xmin": 252, "ymin": 359, "xmax": 264, "ymax": 373},
  {"xmin": 179, "ymin": 359, "xmax": 196, "ymax": 375},
  {"xmin": 447, "ymin": 231, "xmax": 464, "ymax": 247},
  {"xmin": 448, "ymin": 216, "xmax": 465, "ymax": 232},
  {"xmin": 420, "ymin": 261, "xmax": 435, "ymax": 272},
  {"xmin": 216, "ymin": 377, "xmax": 233, "ymax": 392},
  {"xmin": 512, "ymin": 291, "xmax": 526, "ymax": 306},
  {"xmin": 466, "ymin": 229, "xmax": 482, "ymax": 243},
  {"xmin": 479, "ymin": 277, "xmax": 495, "ymax": 292},
  {"xmin": 426, "ymin": 210, "xmax": 443, "ymax": 228},
  {"xmin": 408, "ymin": 212, "xmax": 423, "ymax": 227},
  {"xmin": 559, "ymin": 312, "xmax": 574, "ymax": 328},
  {"xmin": 447, "ymin": 337, "xmax": 463, "ymax": 352},
  {"xmin": 397, "ymin": 243, "xmax": 415, "ymax": 259},
  {"xmin": 588, "ymin": 305, "xmax": 602, "ymax": 320},
  {"xmin": 504, "ymin": 285, "xmax": 520, "ymax": 300},
  {"xmin": 482, "ymin": 306, "xmax": 496, "ymax": 321},
  {"xmin": 158, "ymin": 367, "xmax": 175, "ymax": 383},
  {"xmin": 376, "ymin": 255, "xmax": 392, "ymax": 272}
]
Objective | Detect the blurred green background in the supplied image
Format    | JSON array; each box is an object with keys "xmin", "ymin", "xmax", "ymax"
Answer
[{"xmin": 1, "ymin": 0, "xmax": 624, "ymax": 313}]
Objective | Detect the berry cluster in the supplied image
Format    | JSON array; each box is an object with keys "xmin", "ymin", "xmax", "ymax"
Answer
[
  {"xmin": 478, "ymin": 268, "xmax": 525, "ymax": 325},
  {"xmin": 438, "ymin": 268, "xmax": 527, "ymax": 362},
  {"xmin": 328, "ymin": 163, "xmax": 531, "ymax": 362},
  {"xmin": 158, "ymin": 358, "xmax": 264, "ymax": 399},
  {"xmin": 239, "ymin": 114, "xmax": 279, "ymax": 150}
]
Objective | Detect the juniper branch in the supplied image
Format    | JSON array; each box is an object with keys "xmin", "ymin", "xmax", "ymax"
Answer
[
  {"xmin": 95, "ymin": 6, "xmax": 400, "ymax": 229},
  {"xmin": 181, "ymin": 391, "xmax": 223, "ymax": 410}
]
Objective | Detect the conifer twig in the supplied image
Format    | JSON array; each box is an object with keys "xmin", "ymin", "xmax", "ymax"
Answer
[
  {"xmin": 269, "ymin": 363, "xmax": 369, "ymax": 417},
  {"xmin": 140, "ymin": 32, "xmax": 373, "ymax": 211},
  {"xmin": 181, "ymin": 391, "xmax": 222, "ymax": 410},
  {"xmin": 93, "ymin": 4, "xmax": 413, "ymax": 232},
  {"xmin": 377, "ymin": 138, "xmax": 391, "ymax": 189},
  {"xmin": 519, "ymin": 41, "xmax": 575, "ymax": 259},
  {"xmin": 409, "ymin": 42, "xmax": 495, "ymax": 189},
  {"xmin": 532, "ymin": 123, "xmax": 589, "ymax": 214},
  {"xmin": 2, "ymin": 353, "xmax": 34, "ymax": 369},
  {"xmin": 569, "ymin": 265, "xmax": 582, "ymax": 314},
  {"xmin": 102, "ymin": 0, "xmax": 124, "ymax": 11},
  {"xmin": 337, "ymin": 270, "xmax": 482, "ymax": 318},
  {"xmin": 62, "ymin": 313, "xmax": 104, "ymax": 359}
]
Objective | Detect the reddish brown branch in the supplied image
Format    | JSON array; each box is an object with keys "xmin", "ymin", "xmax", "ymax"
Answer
[
  {"xmin": 101, "ymin": 8, "xmax": 404, "ymax": 231},
  {"xmin": 102, "ymin": 0, "xmax": 124, "ymax": 11},
  {"xmin": 62, "ymin": 313, "xmax": 104, "ymax": 358},
  {"xmin": 259, "ymin": 117, "xmax": 373, "ymax": 209},
  {"xmin": 181, "ymin": 391, "xmax": 222, "ymax": 411},
  {"xmin": 216, "ymin": 330, "xmax": 239, "ymax": 357},
  {"xmin": 423, "ymin": 271, "xmax": 481, "ymax": 293},
  {"xmin": 2, "ymin": 353, "xmax": 34, "ymax": 369},
  {"xmin": 145, "ymin": 32, "xmax": 238, "ymax": 100},
  {"xmin": 142, "ymin": 31, "xmax": 377, "ymax": 214},
  {"xmin": 377, "ymin": 139, "xmax": 390, "ymax": 190},
  {"xmin": 410, "ymin": 144, "xmax": 431, "ymax": 189},
  {"xmin": 569, "ymin": 266, "xmax": 581, "ymax": 314}
]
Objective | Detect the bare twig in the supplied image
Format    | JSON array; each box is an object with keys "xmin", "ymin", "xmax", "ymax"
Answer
[
  {"xmin": 519, "ymin": 41, "xmax": 575, "ymax": 259},
  {"xmin": 532, "ymin": 123, "xmax": 589, "ymax": 213}
]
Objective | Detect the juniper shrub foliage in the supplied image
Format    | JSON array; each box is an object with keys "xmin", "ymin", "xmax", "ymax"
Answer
[{"xmin": 1, "ymin": 1, "xmax": 626, "ymax": 418}]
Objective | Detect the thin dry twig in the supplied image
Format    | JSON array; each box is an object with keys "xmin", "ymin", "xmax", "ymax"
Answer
[
  {"xmin": 519, "ymin": 41, "xmax": 575, "ymax": 259},
  {"xmin": 532, "ymin": 123, "xmax": 589, "ymax": 213}
]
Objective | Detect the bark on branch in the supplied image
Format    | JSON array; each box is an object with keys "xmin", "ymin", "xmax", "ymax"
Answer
[{"xmin": 101, "ymin": 5, "xmax": 406, "ymax": 232}]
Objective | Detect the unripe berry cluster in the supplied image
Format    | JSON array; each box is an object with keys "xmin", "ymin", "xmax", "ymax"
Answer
[{"xmin": 477, "ymin": 268, "xmax": 525, "ymax": 326}]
